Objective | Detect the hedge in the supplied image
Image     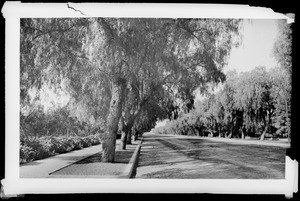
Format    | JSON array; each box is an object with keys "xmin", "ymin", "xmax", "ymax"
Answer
[{"xmin": 20, "ymin": 134, "xmax": 102, "ymax": 164}]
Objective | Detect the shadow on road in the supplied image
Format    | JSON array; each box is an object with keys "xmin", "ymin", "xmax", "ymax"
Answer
[
  {"xmin": 75, "ymin": 149, "xmax": 134, "ymax": 165},
  {"xmin": 135, "ymin": 135, "xmax": 287, "ymax": 179}
]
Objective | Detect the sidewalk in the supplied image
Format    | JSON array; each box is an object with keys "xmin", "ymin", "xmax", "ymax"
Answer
[
  {"xmin": 20, "ymin": 139, "xmax": 142, "ymax": 178},
  {"xmin": 20, "ymin": 143, "xmax": 104, "ymax": 178}
]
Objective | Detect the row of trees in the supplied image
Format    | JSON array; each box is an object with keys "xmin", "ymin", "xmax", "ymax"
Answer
[
  {"xmin": 153, "ymin": 65, "xmax": 291, "ymax": 142},
  {"xmin": 21, "ymin": 18, "xmax": 241, "ymax": 162},
  {"xmin": 153, "ymin": 18, "xmax": 293, "ymax": 141}
]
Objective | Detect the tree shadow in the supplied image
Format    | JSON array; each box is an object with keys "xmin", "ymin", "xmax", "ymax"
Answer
[
  {"xmin": 75, "ymin": 148, "xmax": 135, "ymax": 165},
  {"xmin": 138, "ymin": 136, "xmax": 286, "ymax": 179}
]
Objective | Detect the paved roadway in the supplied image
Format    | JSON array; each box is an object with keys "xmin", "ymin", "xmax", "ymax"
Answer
[{"xmin": 135, "ymin": 133, "xmax": 288, "ymax": 179}]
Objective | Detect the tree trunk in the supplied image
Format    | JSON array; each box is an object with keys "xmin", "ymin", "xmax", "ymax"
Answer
[
  {"xmin": 126, "ymin": 130, "xmax": 132, "ymax": 144},
  {"xmin": 121, "ymin": 123, "xmax": 134, "ymax": 149},
  {"xmin": 227, "ymin": 126, "xmax": 233, "ymax": 139},
  {"xmin": 196, "ymin": 127, "xmax": 200, "ymax": 136},
  {"xmin": 260, "ymin": 126, "xmax": 267, "ymax": 141},
  {"xmin": 120, "ymin": 116, "xmax": 136, "ymax": 149},
  {"xmin": 260, "ymin": 111, "xmax": 272, "ymax": 141},
  {"xmin": 239, "ymin": 125, "xmax": 245, "ymax": 139},
  {"xmin": 101, "ymin": 77, "xmax": 126, "ymax": 163},
  {"xmin": 119, "ymin": 117, "xmax": 127, "ymax": 150},
  {"xmin": 241, "ymin": 128, "xmax": 245, "ymax": 139},
  {"xmin": 120, "ymin": 131, "xmax": 127, "ymax": 150},
  {"xmin": 260, "ymin": 118, "xmax": 268, "ymax": 141},
  {"xmin": 126, "ymin": 117, "xmax": 137, "ymax": 145},
  {"xmin": 122, "ymin": 102, "xmax": 145, "ymax": 146},
  {"xmin": 209, "ymin": 130, "xmax": 213, "ymax": 138}
]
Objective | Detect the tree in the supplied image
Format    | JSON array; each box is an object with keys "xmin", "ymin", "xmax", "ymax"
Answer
[
  {"xmin": 21, "ymin": 18, "xmax": 241, "ymax": 162},
  {"xmin": 154, "ymin": 65, "xmax": 290, "ymax": 142},
  {"xmin": 98, "ymin": 18, "xmax": 241, "ymax": 160},
  {"xmin": 20, "ymin": 18, "xmax": 107, "ymax": 134},
  {"xmin": 272, "ymin": 19, "xmax": 292, "ymax": 75},
  {"xmin": 212, "ymin": 92, "xmax": 227, "ymax": 138},
  {"xmin": 272, "ymin": 18, "xmax": 292, "ymax": 142},
  {"xmin": 270, "ymin": 67, "xmax": 291, "ymax": 141},
  {"xmin": 216, "ymin": 70, "xmax": 239, "ymax": 138},
  {"xmin": 98, "ymin": 18, "xmax": 241, "ymax": 153},
  {"xmin": 133, "ymin": 98, "xmax": 170, "ymax": 137},
  {"xmin": 233, "ymin": 67, "xmax": 274, "ymax": 140}
]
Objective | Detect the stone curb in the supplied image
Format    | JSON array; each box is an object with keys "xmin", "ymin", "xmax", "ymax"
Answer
[{"xmin": 118, "ymin": 136, "xmax": 144, "ymax": 178}]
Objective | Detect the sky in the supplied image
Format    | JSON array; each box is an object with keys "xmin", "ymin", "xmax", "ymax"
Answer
[
  {"xmin": 224, "ymin": 19, "xmax": 279, "ymax": 73},
  {"xmin": 193, "ymin": 19, "xmax": 280, "ymax": 102}
]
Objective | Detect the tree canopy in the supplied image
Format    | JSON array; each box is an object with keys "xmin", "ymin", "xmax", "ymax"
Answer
[
  {"xmin": 153, "ymin": 66, "xmax": 291, "ymax": 141},
  {"xmin": 20, "ymin": 17, "xmax": 242, "ymax": 162}
]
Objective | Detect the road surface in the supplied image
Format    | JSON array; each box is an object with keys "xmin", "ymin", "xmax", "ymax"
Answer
[{"xmin": 135, "ymin": 133, "xmax": 288, "ymax": 179}]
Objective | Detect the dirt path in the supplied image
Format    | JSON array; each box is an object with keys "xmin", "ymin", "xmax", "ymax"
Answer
[{"xmin": 135, "ymin": 134, "xmax": 287, "ymax": 179}]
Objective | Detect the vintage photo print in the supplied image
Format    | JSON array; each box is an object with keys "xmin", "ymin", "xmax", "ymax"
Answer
[{"xmin": 1, "ymin": 2, "xmax": 298, "ymax": 198}]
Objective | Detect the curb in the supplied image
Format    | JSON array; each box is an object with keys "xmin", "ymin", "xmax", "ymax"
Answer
[{"xmin": 118, "ymin": 136, "xmax": 144, "ymax": 178}]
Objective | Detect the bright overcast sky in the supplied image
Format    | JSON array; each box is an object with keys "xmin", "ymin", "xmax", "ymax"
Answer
[
  {"xmin": 194, "ymin": 19, "xmax": 280, "ymax": 102},
  {"xmin": 224, "ymin": 19, "xmax": 279, "ymax": 73}
]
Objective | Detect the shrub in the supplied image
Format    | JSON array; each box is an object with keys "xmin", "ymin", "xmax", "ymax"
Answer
[
  {"xmin": 72, "ymin": 137, "xmax": 84, "ymax": 150},
  {"xmin": 20, "ymin": 134, "xmax": 102, "ymax": 164},
  {"xmin": 35, "ymin": 139, "xmax": 55, "ymax": 160},
  {"xmin": 81, "ymin": 137, "xmax": 92, "ymax": 147},
  {"xmin": 20, "ymin": 144, "xmax": 35, "ymax": 163}
]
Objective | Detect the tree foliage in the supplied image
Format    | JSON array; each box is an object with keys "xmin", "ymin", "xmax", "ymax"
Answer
[
  {"xmin": 272, "ymin": 19, "xmax": 292, "ymax": 75},
  {"xmin": 20, "ymin": 17, "xmax": 242, "ymax": 162},
  {"xmin": 154, "ymin": 66, "xmax": 291, "ymax": 141}
]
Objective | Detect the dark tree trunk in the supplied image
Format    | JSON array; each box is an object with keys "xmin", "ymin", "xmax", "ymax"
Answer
[
  {"xmin": 121, "ymin": 88, "xmax": 154, "ymax": 146},
  {"xmin": 126, "ymin": 130, "xmax": 132, "ymax": 144},
  {"xmin": 101, "ymin": 77, "xmax": 126, "ymax": 163},
  {"xmin": 120, "ymin": 123, "xmax": 134, "ymax": 149},
  {"xmin": 120, "ymin": 116, "xmax": 135, "ymax": 149}
]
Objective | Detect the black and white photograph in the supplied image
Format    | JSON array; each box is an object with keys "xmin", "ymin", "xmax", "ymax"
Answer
[{"xmin": 1, "ymin": 2, "xmax": 298, "ymax": 198}]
